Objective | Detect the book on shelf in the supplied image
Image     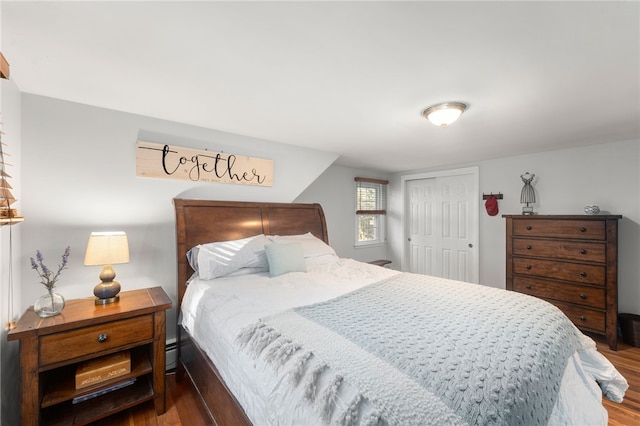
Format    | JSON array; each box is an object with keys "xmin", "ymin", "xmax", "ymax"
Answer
[
  {"xmin": 72, "ymin": 378, "xmax": 136, "ymax": 404},
  {"xmin": 75, "ymin": 351, "xmax": 131, "ymax": 389}
]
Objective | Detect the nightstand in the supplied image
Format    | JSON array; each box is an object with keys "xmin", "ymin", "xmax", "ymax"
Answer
[
  {"xmin": 8, "ymin": 287, "xmax": 172, "ymax": 426},
  {"xmin": 368, "ymin": 259, "xmax": 392, "ymax": 267}
]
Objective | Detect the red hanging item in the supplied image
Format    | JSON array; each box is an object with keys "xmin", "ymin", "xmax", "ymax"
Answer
[{"xmin": 485, "ymin": 195, "xmax": 499, "ymax": 216}]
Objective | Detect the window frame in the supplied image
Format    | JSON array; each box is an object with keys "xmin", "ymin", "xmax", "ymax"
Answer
[{"xmin": 354, "ymin": 177, "xmax": 388, "ymax": 247}]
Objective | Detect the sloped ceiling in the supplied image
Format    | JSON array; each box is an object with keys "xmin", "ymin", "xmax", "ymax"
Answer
[{"xmin": 2, "ymin": 1, "xmax": 639, "ymax": 172}]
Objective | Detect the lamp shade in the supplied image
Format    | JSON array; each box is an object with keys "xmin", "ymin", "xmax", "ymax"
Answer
[
  {"xmin": 423, "ymin": 102, "xmax": 467, "ymax": 127},
  {"xmin": 84, "ymin": 232, "xmax": 130, "ymax": 266}
]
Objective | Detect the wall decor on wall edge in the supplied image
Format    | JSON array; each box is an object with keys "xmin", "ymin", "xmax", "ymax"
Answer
[{"xmin": 135, "ymin": 140, "xmax": 273, "ymax": 187}]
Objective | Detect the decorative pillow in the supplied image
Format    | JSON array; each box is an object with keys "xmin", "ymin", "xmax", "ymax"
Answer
[
  {"xmin": 268, "ymin": 232, "xmax": 337, "ymax": 258},
  {"xmin": 265, "ymin": 243, "xmax": 307, "ymax": 277},
  {"xmin": 191, "ymin": 234, "xmax": 270, "ymax": 280}
]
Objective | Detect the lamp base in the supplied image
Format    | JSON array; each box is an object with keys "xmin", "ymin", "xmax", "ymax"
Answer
[
  {"xmin": 93, "ymin": 280, "xmax": 121, "ymax": 305},
  {"xmin": 95, "ymin": 295, "xmax": 120, "ymax": 305}
]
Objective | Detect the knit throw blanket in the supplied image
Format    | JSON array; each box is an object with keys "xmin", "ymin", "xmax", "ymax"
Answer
[{"xmin": 236, "ymin": 273, "xmax": 583, "ymax": 426}]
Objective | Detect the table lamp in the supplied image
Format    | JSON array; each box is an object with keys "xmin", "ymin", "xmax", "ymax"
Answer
[{"xmin": 84, "ymin": 231, "xmax": 130, "ymax": 305}]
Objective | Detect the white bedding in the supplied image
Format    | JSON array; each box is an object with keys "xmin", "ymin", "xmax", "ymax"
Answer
[{"xmin": 181, "ymin": 258, "xmax": 627, "ymax": 426}]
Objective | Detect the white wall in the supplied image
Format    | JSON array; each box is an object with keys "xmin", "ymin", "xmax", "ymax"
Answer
[
  {"xmin": 389, "ymin": 139, "xmax": 640, "ymax": 314},
  {"xmin": 0, "ymin": 76, "xmax": 22, "ymax": 426},
  {"xmin": 295, "ymin": 164, "xmax": 391, "ymax": 263},
  {"xmin": 18, "ymin": 94, "xmax": 339, "ymax": 344}
]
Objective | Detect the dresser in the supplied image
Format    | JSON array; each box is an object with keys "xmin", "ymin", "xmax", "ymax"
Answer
[
  {"xmin": 504, "ymin": 215, "xmax": 621, "ymax": 350},
  {"xmin": 8, "ymin": 287, "xmax": 172, "ymax": 425}
]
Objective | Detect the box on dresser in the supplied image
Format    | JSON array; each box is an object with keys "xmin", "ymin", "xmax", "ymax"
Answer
[{"xmin": 503, "ymin": 214, "xmax": 621, "ymax": 350}]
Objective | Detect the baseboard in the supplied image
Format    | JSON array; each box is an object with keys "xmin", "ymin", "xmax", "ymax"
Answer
[{"xmin": 166, "ymin": 338, "xmax": 177, "ymax": 371}]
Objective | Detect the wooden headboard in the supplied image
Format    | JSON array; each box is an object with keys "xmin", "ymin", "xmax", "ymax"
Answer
[{"xmin": 173, "ymin": 199, "xmax": 329, "ymax": 307}]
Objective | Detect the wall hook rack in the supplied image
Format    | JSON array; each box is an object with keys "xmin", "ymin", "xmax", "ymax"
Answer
[{"xmin": 482, "ymin": 192, "xmax": 503, "ymax": 200}]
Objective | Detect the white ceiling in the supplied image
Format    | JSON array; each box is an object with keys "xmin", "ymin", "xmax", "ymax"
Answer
[{"xmin": 2, "ymin": 1, "xmax": 639, "ymax": 173}]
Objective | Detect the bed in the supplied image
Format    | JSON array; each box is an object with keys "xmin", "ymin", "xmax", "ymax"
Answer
[{"xmin": 173, "ymin": 198, "xmax": 628, "ymax": 426}]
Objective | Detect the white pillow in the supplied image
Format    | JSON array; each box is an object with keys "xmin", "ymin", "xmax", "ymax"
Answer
[
  {"xmin": 268, "ymin": 232, "xmax": 336, "ymax": 258},
  {"xmin": 191, "ymin": 234, "xmax": 270, "ymax": 280},
  {"xmin": 265, "ymin": 243, "xmax": 307, "ymax": 277},
  {"xmin": 304, "ymin": 253, "xmax": 339, "ymax": 267},
  {"xmin": 268, "ymin": 231, "xmax": 316, "ymax": 241}
]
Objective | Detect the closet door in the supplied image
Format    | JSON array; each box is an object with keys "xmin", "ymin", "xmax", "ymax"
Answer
[{"xmin": 406, "ymin": 173, "xmax": 477, "ymax": 282}]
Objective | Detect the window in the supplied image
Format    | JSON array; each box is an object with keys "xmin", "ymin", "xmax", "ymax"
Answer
[{"xmin": 355, "ymin": 177, "xmax": 388, "ymax": 246}]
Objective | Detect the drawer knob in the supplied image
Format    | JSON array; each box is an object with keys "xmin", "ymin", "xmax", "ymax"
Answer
[
  {"xmin": 580, "ymin": 249, "xmax": 587, "ymax": 254},
  {"xmin": 580, "ymin": 227, "xmax": 587, "ymax": 232},
  {"xmin": 526, "ymin": 226, "xmax": 532, "ymax": 230},
  {"xmin": 580, "ymin": 315, "xmax": 587, "ymax": 321},
  {"xmin": 525, "ymin": 284, "xmax": 532, "ymax": 289},
  {"xmin": 526, "ymin": 265, "xmax": 532, "ymax": 270},
  {"xmin": 97, "ymin": 333, "xmax": 108, "ymax": 343},
  {"xmin": 579, "ymin": 293, "xmax": 587, "ymax": 299},
  {"xmin": 580, "ymin": 271, "xmax": 587, "ymax": 277},
  {"xmin": 526, "ymin": 245, "xmax": 532, "ymax": 250}
]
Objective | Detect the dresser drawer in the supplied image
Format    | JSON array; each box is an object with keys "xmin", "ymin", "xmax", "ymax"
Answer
[
  {"xmin": 513, "ymin": 277, "xmax": 605, "ymax": 309},
  {"xmin": 40, "ymin": 315, "xmax": 154, "ymax": 367},
  {"xmin": 512, "ymin": 219, "xmax": 605, "ymax": 240},
  {"xmin": 546, "ymin": 301, "xmax": 606, "ymax": 333},
  {"xmin": 513, "ymin": 258, "xmax": 605, "ymax": 285},
  {"xmin": 513, "ymin": 238, "xmax": 605, "ymax": 263}
]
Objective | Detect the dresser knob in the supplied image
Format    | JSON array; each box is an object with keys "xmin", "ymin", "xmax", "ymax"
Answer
[
  {"xmin": 579, "ymin": 293, "xmax": 587, "ymax": 299},
  {"xmin": 580, "ymin": 227, "xmax": 587, "ymax": 232},
  {"xmin": 580, "ymin": 315, "xmax": 587, "ymax": 321},
  {"xmin": 580, "ymin": 271, "xmax": 587, "ymax": 277},
  {"xmin": 526, "ymin": 226, "xmax": 532, "ymax": 230},
  {"xmin": 526, "ymin": 265, "xmax": 532, "ymax": 270},
  {"xmin": 525, "ymin": 284, "xmax": 532, "ymax": 289},
  {"xmin": 97, "ymin": 333, "xmax": 108, "ymax": 343},
  {"xmin": 526, "ymin": 245, "xmax": 532, "ymax": 250},
  {"xmin": 580, "ymin": 249, "xmax": 587, "ymax": 254}
]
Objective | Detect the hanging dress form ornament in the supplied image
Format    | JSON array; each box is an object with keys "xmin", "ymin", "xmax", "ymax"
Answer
[{"xmin": 520, "ymin": 172, "xmax": 536, "ymax": 215}]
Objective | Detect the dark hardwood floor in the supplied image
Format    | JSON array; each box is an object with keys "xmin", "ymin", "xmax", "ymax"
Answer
[
  {"xmin": 598, "ymin": 339, "xmax": 640, "ymax": 426},
  {"xmin": 94, "ymin": 338, "xmax": 640, "ymax": 425}
]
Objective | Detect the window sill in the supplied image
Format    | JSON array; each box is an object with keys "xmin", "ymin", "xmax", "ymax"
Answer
[{"xmin": 354, "ymin": 242, "xmax": 386, "ymax": 249}]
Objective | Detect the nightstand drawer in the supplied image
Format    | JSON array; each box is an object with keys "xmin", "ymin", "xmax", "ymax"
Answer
[
  {"xmin": 512, "ymin": 219, "xmax": 605, "ymax": 240},
  {"xmin": 513, "ymin": 238, "xmax": 605, "ymax": 263},
  {"xmin": 40, "ymin": 315, "xmax": 153, "ymax": 367},
  {"xmin": 513, "ymin": 258, "xmax": 605, "ymax": 285}
]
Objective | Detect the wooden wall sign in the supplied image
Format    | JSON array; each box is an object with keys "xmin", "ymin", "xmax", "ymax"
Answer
[
  {"xmin": 136, "ymin": 141, "xmax": 273, "ymax": 187},
  {"xmin": 0, "ymin": 52, "xmax": 10, "ymax": 79}
]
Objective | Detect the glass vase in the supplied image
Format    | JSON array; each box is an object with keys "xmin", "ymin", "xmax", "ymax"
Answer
[{"xmin": 34, "ymin": 289, "xmax": 65, "ymax": 318}]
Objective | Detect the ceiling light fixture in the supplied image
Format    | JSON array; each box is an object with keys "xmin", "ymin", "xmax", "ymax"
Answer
[{"xmin": 422, "ymin": 102, "xmax": 468, "ymax": 127}]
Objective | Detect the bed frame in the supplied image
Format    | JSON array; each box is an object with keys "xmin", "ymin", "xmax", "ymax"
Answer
[{"xmin": 173, "ymin": 199, "xmax": 329, "ymax": 425}]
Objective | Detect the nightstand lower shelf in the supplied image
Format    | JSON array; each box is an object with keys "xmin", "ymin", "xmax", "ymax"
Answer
[
  {"xmin": 41, "ymin": 347, "xmax": 152, "ymax": 408},
  {"xmin": 43, "ymin": 375, "xmax": 154, "ymax": 426}
]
